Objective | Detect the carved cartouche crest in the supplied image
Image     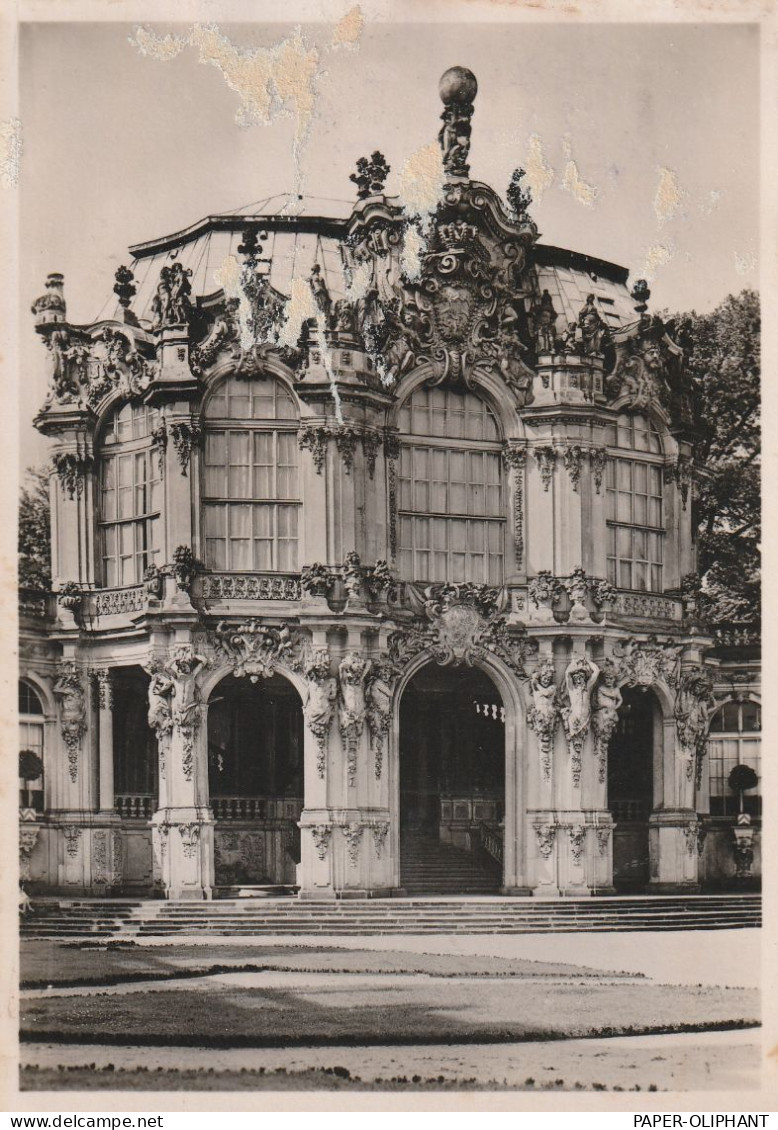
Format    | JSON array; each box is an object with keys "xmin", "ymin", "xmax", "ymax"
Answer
[{"xmin": 213, "ymin": 620, "xmax": 295, "ymax": 682}]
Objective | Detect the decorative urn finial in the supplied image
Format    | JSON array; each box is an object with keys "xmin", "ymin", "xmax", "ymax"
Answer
[
  {"xmin": 32, "ymin": 273, "xmax": 66, "ymax": 326},
  {"xmin": 631, "ymin": 278, "xmax": 651, "ymax": 314},
  {"xmin": 113, "ymin": 265, "xmax": 136, "ymax": 309},
  {"xmin": 438, "ymin": 66, "xmax": 478, "ymax": 179}
]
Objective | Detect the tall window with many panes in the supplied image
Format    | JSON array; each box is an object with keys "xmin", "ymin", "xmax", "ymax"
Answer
[
  {"xmin": 19, "ymin": 680, "xmax": 45, "ymax": 812},
  {"xmin": 203, "ymin": 374, "xmax": 300, "ymax": 572},
  {"xmin": 605, "ymin": 413, "xmax": 664, "ymax": 592},
  {"xmin": 708, "ymin": 700, "xmax": 761, "ymax": 817},
  {"xmin": 397, "ymin": 385, "xmax": 504, "ymax": 584},
  {"xmin": 99, "ymin": 403, "xmax": 162, "ymax": 586}
]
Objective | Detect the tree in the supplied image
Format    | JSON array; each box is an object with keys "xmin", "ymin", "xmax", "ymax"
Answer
[
  {"xmin": 673, "ymin": 291, "xmax": 760, "ymax": 626},
  {"xmin": 19, "ymin": 466, "xmax": 51, "ymax": 591}
]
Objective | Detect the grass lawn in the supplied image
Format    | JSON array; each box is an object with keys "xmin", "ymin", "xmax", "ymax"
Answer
[
  {"xmin": 21, "ymin": 977, "xmax": 758, "ymax": 1046},
  {"xmin": 20, "ymin": 940, "xmax": 635, "ymax": 988}
]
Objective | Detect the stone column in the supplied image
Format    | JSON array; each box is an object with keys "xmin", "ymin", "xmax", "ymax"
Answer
[
  {"xmin": 52, "ymin": 657, "xmax": 93, "ymax": 892},
  {"xmin": 648, "ymin": 663, "xmax": 710, "ymax": 893},
  {"xmin": 298, "ymin": 627, "xmax": 395, "ymax": 899},
  {"xmin": 148, "ymin": 641, "xmax": 214, "ymax": 899},
  {"xmin": 298, "ymin": 633, "xmax": 339, "ymax": 899},
  {"xmin": 94, "ymin": 669, "xmax": 115, "ymax": 814},
  {"xmin": 85, "ymin": 668, "xmax": 124, "ymax": 894}
]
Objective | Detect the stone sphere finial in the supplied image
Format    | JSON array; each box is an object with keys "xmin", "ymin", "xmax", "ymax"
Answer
[{"xmin": 439, "ymin": 66, "xmax": 478, "ymax": 107}]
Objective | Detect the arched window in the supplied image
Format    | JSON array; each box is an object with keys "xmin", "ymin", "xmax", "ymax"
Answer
[
  {"xmin": 708, "ymin": 699, "xmax": 761, "ymax": 817},
  {"xmin": 203, "ymin": 375, "xmax": 300, "ymax": 571},
  {"xmin": 98, "ymin": 403, "xmax": 162, "ymax": 586},
  {"xmin": 397, "ymin": 385, "xmax": 504, "ymax": 584},
  {"xmin": 605, "ymin": 413, "xmax": 664, "ymax": 592},
  {"xmin": 19, "ymin": 680, "xmax": 45, "ymax": 812}
]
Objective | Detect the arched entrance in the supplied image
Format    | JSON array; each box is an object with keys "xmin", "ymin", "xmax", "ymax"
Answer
[
  {"xmin": 608, "ymin": 686, "xmax": 657, "ymax": 890},
  {"xmin": 399, "ymin": 663, "xmax": 505, "ymax": 894},
  {"xmin": 207, "ymin": 672, "xmax": 304, "ymax": 889}
]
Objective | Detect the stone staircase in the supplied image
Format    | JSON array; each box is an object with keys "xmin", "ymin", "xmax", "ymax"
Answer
[
  {"xmin": 21, "ymin": 893, "xmax": 761, "ymax": 939},
  {"xmin": 400, "ymin": 829, "xmax": 502, "ymax": 895}
]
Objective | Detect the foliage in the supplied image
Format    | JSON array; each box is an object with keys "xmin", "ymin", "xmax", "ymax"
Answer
[
  {"xmin": 19, "ymin": 467, "xmax": 51, "ymax": 591},
  {"xmin": 674, "ymin": 291, "xmax": 760, "ymax": 626},
  {"xmin": 728, "ymin": 764, "xmax": 758, "ymax": 794},
  {"xmin": 19, "ymin": 750, "xmax": 44, "ymax": 781}
]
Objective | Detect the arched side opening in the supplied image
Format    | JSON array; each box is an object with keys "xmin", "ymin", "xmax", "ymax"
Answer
[
  {"xmin": 608, "ymin": 686, "xmax": 659, "ymax": 890},
  {"xmin": 399, "ymin": 662, "xmax": 505, "ymax": 894},
  {"xmin": 207, "ymin": 671, "xmax": 304, "ymax": 889}
]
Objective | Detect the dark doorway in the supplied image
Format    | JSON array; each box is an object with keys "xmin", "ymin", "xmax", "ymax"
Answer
[
  {"xmin": 399, "ymin": 663, "xmax": 504, "ymax": 893},
  {"xmin": 208, "ymin": 673, "xmax": 303, "ymax": 800},
  {"xmin": 608, "ymin": 686, "xmax": 656, "ymax": 890},
  {"xmin": 113, "ymin": 666, "xmax": 158, "ymax": 820},
  {"xmin": 207, "ymin": 673, "xmax": 304, "ymax": 887}
]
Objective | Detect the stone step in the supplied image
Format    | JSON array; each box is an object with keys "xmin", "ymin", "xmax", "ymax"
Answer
[
  {"xmin": 25, "ymin": 917, "xmax": 759, "ymax": 935},
  {"xmin": 23, "ymin": 893, "xmax": 762, "ymax": 943}
]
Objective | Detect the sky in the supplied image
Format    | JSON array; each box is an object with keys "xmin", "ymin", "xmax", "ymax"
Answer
[{"xmin": 18, "ymin": 16, "xmax": 760, "ymax": 470}]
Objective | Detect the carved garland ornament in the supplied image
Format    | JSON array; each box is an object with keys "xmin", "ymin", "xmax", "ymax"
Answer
[
  {"xmin": 534, "ymin": 823, "xmax": 556, "ymax": 860},
  {"xmin": 366, "ymin": 663, "xmax": 393, "ymax": 779},
  {"xmin": 53, "ymin": 663, "xmax": 86, "ymax": 782},
  {"xmin": 568, "ymin": 825, "xmax": 586, "ymax": 865},
  {"xmin": 311, "ymin": 824, "xmax": 332, "ymax": 861},
  {"xmin": 589, "ymin": 448, "xmax": 609, "ymax": 495},
  {"xmin": 534, "ymin": 446, "xmax": 557, "ymax": 492},
  {"xmin": 385, "ymin": 432, "xmax": 401, "ymax": 561},
  {"xmin": 561, "ymin": 445, "xmax": 585, "ymax": 492},
  {"xmin": 342, "ymin": 822, "xmax": 364, "ymax": 867},
  {"xmin": 169, "ymin": 419, "xmax": 202, "ymax": 476},
  {"xmin": 178, "ymin": 823, "xmax": 201, "ymax": 859},
  {"xmin": 93, "ymin": 668, "xmax": 113, "ymax": 712},
  {"xmin": 371, "ymin": 822, "xmax": 390, "ymax": 859},
  {"xmin": 52, "ymin": 451, "xmax": 94, "ymax": 500},
  {"xmin": 62, "ymin": 825, "xmax": 82, "ymax": 858},
  {"xmin": 664, "ymin": 457, "xmax": 694, "ymax": 511},
  {"xmin": 502, "ymin": 443, "xmax": 526, "ymax": 567},
  {"xmin": 298, "ymin": 424, "xmax": 380, "ymax": 476}
]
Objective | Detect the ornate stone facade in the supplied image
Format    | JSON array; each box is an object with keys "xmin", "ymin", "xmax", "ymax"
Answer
[{"xmin": 19, "ymin": 65, "xmax": 758, "ymax": 901}]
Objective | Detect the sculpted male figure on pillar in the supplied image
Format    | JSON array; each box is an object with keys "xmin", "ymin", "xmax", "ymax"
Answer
[
  {"xmin": 560, "ymin": 657, "xmax": 600, "ymax": 786},
  {"xmin": 164, "ymin": 645, "xmax": 211, "ymax": 782},
  {"xmin": 527, "ymin": 659, "xmax": 558, "ymax": 780},
  {"xmin": 145, "ymin": 661, "xmax": 174, "ymax": 779},
  {"xmin": 674, "ymin": 665, "xmax": 716, "ymax": 784},
  {"xmin": 302, "ymin": 649, "xmax": 337, "ymax": 779},
  {"xmin": 592, "ymin": 660, "xmax": 623, "ymax": 783},
  {"xmin": 338, "ymin": 652, "xmax": 371, "ymax": 786}
]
